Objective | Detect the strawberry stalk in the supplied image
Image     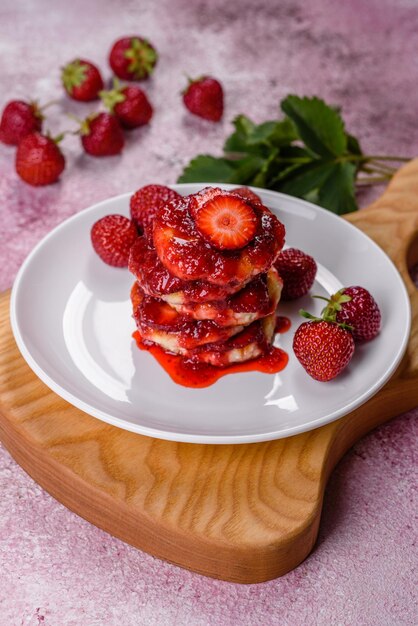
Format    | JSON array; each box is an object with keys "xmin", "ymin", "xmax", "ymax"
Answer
[
  {"xmin": 99, "ymin": 78, "xmax": 126, "ymax": 113},
  {"xmin": 300, "ymin": 290, "xmax": 354, "ymax": 331}
]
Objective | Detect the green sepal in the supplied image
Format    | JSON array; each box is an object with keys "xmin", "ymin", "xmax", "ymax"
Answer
[
  {"xmin": 61, "ymin": 59, "xmax": 88, "ymax": 91},
  {"xmin": 124, "ymin": 38, "xmax": 157, "ymax": 79},
  {"xmin": 99, "ymin": 79, "xmax": 126, "ymax": 112}
]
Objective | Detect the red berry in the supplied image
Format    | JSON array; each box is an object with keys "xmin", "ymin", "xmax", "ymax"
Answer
[
  {"xmin": 232, "ymin": 186, "xmax": 262, "ymax": 205},
  {"xmin": 0, "ymin": 100, "xmax": 42, "ymax": 145},
  {"xmin": 130, "ymin": 184, "xmax": 181, "ymax": 236},
  {"xmin": 91, "ymin": 214, "xmax": 138, "ymax": 267},
  {"xmin": 275, "ymin": 248, "xmax": 317, "ymax": 300},
  {"xmin": 61, "ymin": 59, "xmax": 104, "ymax": 102},
  {"xmin": 109, "ymin": 36, "xmax": 158, "ymax": 81},
  {"xmin": 335, "ymin": 286, "xmax": 381, "ymax": 342},
  {"xmin": 183, "ymin": 76, "xmax": 223, "ymax": 122},
  {"xmin": 101, "ymin": 83, "xmax": 152, "ymax": 129},
  {"xmin": 81, "ymin": 113, "xmax": 124, "ymax": 157},
  {"xmin": 194, "ymin": 194, "xmax": 257, "ymax": 250},
  {"xmin": 15, "ymin": 132, "xmax": 65, "ymax": 186},
  {"xmin": 293, "ymin": 320, "xmax": 355, "ymax": 382}
]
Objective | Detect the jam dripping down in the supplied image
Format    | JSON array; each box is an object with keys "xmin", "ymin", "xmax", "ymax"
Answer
[{"xmin": 132, "ymin": 315, "xmax": 290, "ymax": 389}]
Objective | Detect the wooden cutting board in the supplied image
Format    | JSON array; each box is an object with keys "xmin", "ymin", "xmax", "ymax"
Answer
[{"xmin": 0, "ymin": 160, "xmax": 417, "ymax": 584}]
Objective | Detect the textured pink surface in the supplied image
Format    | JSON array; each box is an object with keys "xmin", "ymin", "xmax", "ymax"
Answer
[{"xmin": 0, "ymin": 0, "xmax": 417, "ymax": 624}]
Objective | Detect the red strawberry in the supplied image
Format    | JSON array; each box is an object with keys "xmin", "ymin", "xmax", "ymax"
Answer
[
  {"xmin": 80, "ymin": 113, "xmax": 124, "ymax": 157},
  {"xmin": 61, "ymin": 59, "xmax": 104, "ymax": 102},
  {"xmin": 15, "ymin": 132, "xmax": 65, "ymax": 186},
  {"xmin": 232, "ymin": 186, "xmax": 262, "ymax": 205},
  {"xmin": 183, "ymin": 76, "xmax": 223, "ymax": 122},
  {"xmin": 100, "ymin": 81, "xmax": 152, "ymax": 129},
  {"xmin": 91, "ymin": 214, "xmax": 138, "ymax": 267},
  {"xmin": 194, "ymin": 194, "xmax": 257, "ymax": 250},
  {"xmin": 130, "ymin": 184, "xmax": 181, "ymax": 236},
  {"xmin": 293, "ymin": 320, "xmax": 355, "ymax": 382},
  {"xmin": 109, "ymin": 36, "xmax": 158, "ymax": 81},
  {"xmin": 275, "ymin": 248, "xmax": 317, "ymax": 300},
  {"xmin": 320, "ymin": 286, "xmax": 381, "ymax": 342},
  {"xmin": 0, "ymin": 100, "xmax": 43, "ymax": 145}
]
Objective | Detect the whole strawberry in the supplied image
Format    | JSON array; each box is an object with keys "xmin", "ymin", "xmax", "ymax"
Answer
[
  {"xmin": 0, "ymin": 100, "xmax": 43, "ymax": 145},
  {"xmin": 130, "ymin": 184, "xmax": 182, "ymax": 236},
  {"xmin": 293, "ymin": 320, "xmax": 355, "ymax": 382},
  {"xmin": 61, "ymin": 59, "xmax": 104, "ymax": 102},
  {"xmin": 109, "ymin": 36, "xmax": 158, "ymax": 81},
  {"xmin": 91, "ymin": 214, "xmax": 138, "ymax": 267},
  {"xmin": 320, "ymin": 286, "xmax": 381, "ymax": 342},
  {"xmin": 80, "ymin": 113, "xmax": 124, "ymax": 157},
  {"xmin": 183, "ymin": 76, "xmax": 224, "ymax": 122},
  {"xmin": 275, "ymin": 248, "xmax": 317, "ymax": 300},
  {"xmin": 15, "ymin": 132, "xmax": 65, "ymax": 186},
  {"xmin": 100, "ymin": 81, "xmax": 153, "ymax": 129}
]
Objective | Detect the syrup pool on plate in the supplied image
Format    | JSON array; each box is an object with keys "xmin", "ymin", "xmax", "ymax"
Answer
[{"xmin": 132, "ymin": 315, "xmax": 290, "ymax": 389}]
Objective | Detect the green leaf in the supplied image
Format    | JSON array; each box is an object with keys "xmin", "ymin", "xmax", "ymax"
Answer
[
  {"xmin": 275, "ymin": 161, "xmax": 336, "ymax": 196},
  {"xmin": 177, "ymin": 155, "xmax": 236, "ymax": 183},
  {"xmin": 224, "ymin": 116, "xmax": 296, "ymax": 156},
  {"xmin": 347, "ymin": 133, "xmax": 363, "ymax": 156},
  {"xmin": 228, "ymin": 155, "xmax": 267, "ymax": 184},
  {"xmin": 247, "ymin": 148, "xmax": 278, "ymax": 187},
  {"xmin": 268, "ymin": 118, "xmax": 298, "ymax": 147},
  {"xmin": 317, "ymin": 162, "xmax": 358, "ymax": 214},
  {"xmin": 234, "ymin": 114, "xmax": 255, "ymax": 136},
  {"xmin": 246, "ymin": 121, "xmax": 280, "ymax": 144},
  {"xmin": 281, "ymin": 95, "xmax": 347, "ymax": 158}
]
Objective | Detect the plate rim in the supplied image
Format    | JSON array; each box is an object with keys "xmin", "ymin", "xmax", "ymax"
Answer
[{"xmin": 10, "ymin": 185, "xmax": 412, "ymax": 444}]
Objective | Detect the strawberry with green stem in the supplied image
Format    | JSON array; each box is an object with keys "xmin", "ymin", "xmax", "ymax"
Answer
[
  {"xmin": 312, "ymin": 286, "xmax": 381, "ymax": 342},
  {"xmin": 0, "ymin": 99, "xmax": 58, "ymax": 145},
  {"xmin": 183, "ymin": 76, "xmax": 224, "ymax": 122},
  {"xmin": 293, "ymin": 319, "xmax": 355, "ymax": 382},
  {"xmin": 100, "ymin": 78, "xmax": 153, "ymax": 129},
  {"xmin": 70, "ymin": 112, "xmax": 124, "ymax": 157},
  {"xmin": 109, "ymin": 37, "xmax": 158, "ymax": 81},
  {"xmin": 61, "ymin": 59, "xmax": 104, "ymax": 101}
]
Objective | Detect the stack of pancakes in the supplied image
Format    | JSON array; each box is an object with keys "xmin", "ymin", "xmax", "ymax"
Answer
[{"xmin": 129, "ymin": 187, "xmax": 286, "ymax": 367}]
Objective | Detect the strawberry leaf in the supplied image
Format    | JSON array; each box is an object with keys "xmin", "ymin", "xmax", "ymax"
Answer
[
  {"xmin": 177, "ymin": 93, "xmax": 406, "ymax": 214},
  {"xmin": 273, "ymin": 160, "xmax": 336, "ymax": 196},
  {"xmin": 318, "ymin": 163, "xmax": 357, "ymax": 214},
  {"xmin": 224, "ymin": 115, "xmax": 296, "ymax": 156},
  {"xmin": 178, "ymin": 155, "xmax": 236, "ymax": 183},
  {"xmin": 281, "ymin": 95, "xmax": 347, "ymax": 158},
  {"xmin": 229, "ymin": 155, "xmax": 267, "ymax": 184}
]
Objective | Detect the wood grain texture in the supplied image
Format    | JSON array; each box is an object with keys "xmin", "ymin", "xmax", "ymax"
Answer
[{"xmin": 0, "ymin": 160, "xmax": 418, "ymax": 583}]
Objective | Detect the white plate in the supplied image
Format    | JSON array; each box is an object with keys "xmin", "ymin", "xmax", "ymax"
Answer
[{"xmin": 10, "ymin": 185, "xmax": 411, "ymax": 444}]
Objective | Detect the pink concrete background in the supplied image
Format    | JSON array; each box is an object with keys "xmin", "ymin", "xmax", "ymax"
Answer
[{"xmin": 0, "ymin": 0, "xmax": 417, "ymax": 624}]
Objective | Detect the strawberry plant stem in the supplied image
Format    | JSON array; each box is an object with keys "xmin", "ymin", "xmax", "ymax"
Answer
[{"xmin": 357, "ymin": 175, "xmax": 391, "ymax": 185}]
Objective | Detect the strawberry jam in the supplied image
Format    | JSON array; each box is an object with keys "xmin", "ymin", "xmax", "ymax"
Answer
[
  {"xmin": 131, "ymin": 282, "xmax": 243, "ymax": 349},
  {"xmin": 275, "ymin": 316, "xmax": 291, "ymax": 333},
  {"xmin": 133, "ymin": 331, "xmax": 288, "ymax": 388},
  {"xmin": 129, "ymin": 236, "xmax": 248, "ymax": 302},
  {"xmin": 152, "ymin": 188, "xmax": 285, "ymax": 285}
]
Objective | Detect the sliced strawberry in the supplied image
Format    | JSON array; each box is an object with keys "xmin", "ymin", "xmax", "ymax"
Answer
[
  {"xmin": 232, "ymin": 186, "xmax": 262, "ymax": 205},
  {"xmin": 194, "ymin": 195, "xmax": 257, "ymax": 250}
]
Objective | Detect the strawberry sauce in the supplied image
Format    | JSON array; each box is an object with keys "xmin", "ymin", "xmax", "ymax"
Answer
[
  {"xmin": 132, "ymin": 315, "xmax": 290, "ymax": 389},
  {"xmin": 275, "ymin": 316, "xmax": 291, "ymax": 333}
]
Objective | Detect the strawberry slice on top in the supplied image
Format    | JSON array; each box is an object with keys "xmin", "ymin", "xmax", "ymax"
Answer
[{"xmin": 194, "ymin": 194, "xmax": 257, "ymax": 250}]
